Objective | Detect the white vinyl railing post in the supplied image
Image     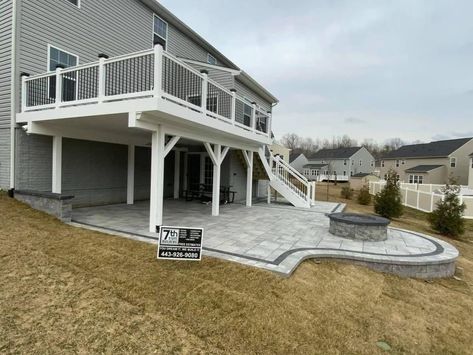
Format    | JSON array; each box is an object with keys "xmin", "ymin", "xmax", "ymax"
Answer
[
  {"xmin": 97, "ymin": 54, "xmax": 108, "ymax": 103},
  {"xmin": 154, "ymin": 44, "xmax": 164, "ymax": 98},
  {"xmin": 55, "ymin": 67, "xmax": 63, "ymax": 108},
  {"xmin": 20, "ymin": 73, "xmax": 29, "ymax": 112},
  {"xmin": 267, "ymin": 111, "xmax": 272, "ymax": 137},
  {"xmin": 200, "ymin": 70, "xmax": 208, "ymax": 114},
  {"xmin": 251, "ymin": 102, "xmax": 257, "ymax": 131},
  {"xmin": 230, "ymin": 89, "xmax": 236, "ymax": 124}
]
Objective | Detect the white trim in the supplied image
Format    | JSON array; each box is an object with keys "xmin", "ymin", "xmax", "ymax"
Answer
[{"xmin": 127, "ymin": 145, "xmax": 135, "ymax": 204}]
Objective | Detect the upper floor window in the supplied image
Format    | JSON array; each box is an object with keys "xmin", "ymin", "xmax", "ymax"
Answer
[
  {"xmin": 381, "ymin": 160, "xmax": 385, "ymax": 167},
  {"xmin": 351, "ymin": 160, "xmax": 354, "ymax": 166},
  {"xmin": 471, "ymin": 158, "xmax": 473, "ymax": 169},
  {"xmin": 65, "ymin": 0, "xmax": 80, "ymax": 7},
  {"xmin": 450, "ymin": 157, "xmax": 456, "ymax": 168},
  {"xmin": 359, "ymin": 160, "xmax": 362, "ymax": 166},
  {"xmin": 207, "ymin": 54, "xmax": 217, "ymax": 65},
  {"xmin": 49, "ymin": 45, "xmax": 78, "ymax": 71},
  {"xmin": 343, "ymin": 160, "xmax": 347, "ymax": 166},
  {"xmin": 370, "ymin": 161, "xmax": 374, "ymax": 167},
  {"xmin": 154, "ymin": 15, "xmax": 168, "ymax": 50},
  {"xmin": 396, "ymin": 160, "xmax": 400, "ymax": 167},
  {"xmin": 243, "ymin": 103, "xmax": 252, "ymax": 126}
]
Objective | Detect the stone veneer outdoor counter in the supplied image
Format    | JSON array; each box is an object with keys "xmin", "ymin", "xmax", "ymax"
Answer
[{"xmin": 328, "ymin": 213, "xmax": 390, "ymax": 241}]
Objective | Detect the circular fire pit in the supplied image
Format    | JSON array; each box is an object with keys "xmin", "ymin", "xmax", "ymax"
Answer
[{"xmin": 328, "ymin": 213, "xmax": 390, "ymax": 242}]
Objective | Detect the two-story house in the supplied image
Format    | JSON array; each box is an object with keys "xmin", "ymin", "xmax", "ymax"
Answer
[
  {"xmin": 0, "ymin": 0, "xmax": 315, "ymax": 233},
  {"xmin": 291, "ymin": 147, "xmax": 375, "ymax": 181},
  {"xmin": 379, "ymin": 138, "xmax": 473, "ymax": 185}
]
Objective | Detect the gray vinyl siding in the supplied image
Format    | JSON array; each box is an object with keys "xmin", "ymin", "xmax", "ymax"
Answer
[
  {"xmin": 0, "ymin": 0, "xmax": 12, "ymax": 188},
  {"xmin": 234, "ymin": 78, "xmax": 271, "ymax": 112},
  {"xmin": 186, "ymin": 63, "xmax": 234, "ymax": 89}
]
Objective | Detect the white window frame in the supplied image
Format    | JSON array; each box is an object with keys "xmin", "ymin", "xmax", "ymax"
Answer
[
  {"xmin": 450, "ymin": 157, "xmax": 456, "ymax": 168},
  {"xmin": 381, "ymin": 160, "xmax": 385, "ymax": 167},
  {"xmin": 343, "ymin": 159, "xmax": 347, "ymax": 166},
  {"xmin": 409, "ymin": 174, "xmax": 424, "ymax": 184},
  {"xmin": 47, "ymin": 44, "xmax": 79, "ymax": 72},
  {"xmin": 153, "ymin": 14, "xmax": 168, "ymax": 48},
  {"xmin": 359, "ymin": 160, "xmax": 362, "ymax": 166},
  {"xmin": 63, "ymin": 0, "xmax": 80, "ymax": 8},
  {"xmin": 207, "ymin": 53, "xmax": 217, "ymax": 65},
  {"xmin": 46, "ymin": 44, "xmax": 79, "ymax": 100}
]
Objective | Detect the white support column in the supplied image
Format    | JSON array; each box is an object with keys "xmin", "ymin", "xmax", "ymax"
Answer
[
  {"xmin": 52, "ymin": 136, "xmax": 62, "ymax": 194},
  {"xmin": 149, "ymin": 126, "xmax": 165, "ymax": 233},
  {"xmin": 251, "ymin": 102, "xmax": 257, "ymax": 131},
  {"xmin": 174, "ymin": 150, "xmax": 180, "ymax": 199},
  {"xmin": 127, "ymin": 145, "xmax": 135, "ymax": 205},
  {"xmin": 267, "ymin": 184, "xmax": 271, "ymax": 204},
  {"xmin": 212, "ymin": 144, "xmax": 222, "ymax": 216},
  {"xmin": 246, "ymin": 151, "xmax": 253, "ymax": 207},
  {"xmin": 97, "ymin": 54, "xmax": 108, "ymax": 103}
]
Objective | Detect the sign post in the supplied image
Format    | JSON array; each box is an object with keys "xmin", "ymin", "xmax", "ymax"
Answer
[{"xmin": 157, "ymin": 226, "xmax": 204, "ymax": 261}]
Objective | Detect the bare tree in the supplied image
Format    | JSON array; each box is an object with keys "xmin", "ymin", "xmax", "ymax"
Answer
[{"xmin": 280, "ymin": 133, "xmax": 301, "ymax": 151}]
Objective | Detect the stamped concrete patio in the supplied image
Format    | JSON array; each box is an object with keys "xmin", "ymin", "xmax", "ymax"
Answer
[{"xmin": 71, "ymin": 200, "xmax": 459, "ymax": 278}]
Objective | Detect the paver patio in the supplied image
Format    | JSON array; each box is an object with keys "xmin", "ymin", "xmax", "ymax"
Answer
[{"xmin": 71, "ymin": 200, "xmax": 459, "ymax": 278}]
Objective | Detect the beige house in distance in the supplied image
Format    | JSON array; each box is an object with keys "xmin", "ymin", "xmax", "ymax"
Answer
[
  {"xmin": 469, "ymin": 153, "xmax": 473, "ymax": 189},
  {"xmin": 379, "ymin": 137, "xmax": 473, "ymax": 185}
]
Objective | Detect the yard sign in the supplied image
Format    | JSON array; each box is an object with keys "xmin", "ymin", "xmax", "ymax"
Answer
[{"xmin": 157, "ymin": 226, "xmax": 204, "ymax": 261}]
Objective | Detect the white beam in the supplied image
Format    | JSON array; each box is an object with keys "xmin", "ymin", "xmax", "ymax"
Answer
[
  {"xmin": 52, "ymin": 136, "xmax": 62, "ymax": 194},
  {"xmin": 246, "ymin": 150, "xmax": 253, "ymax": 207},
  {"xmin": 127, "ymin": 145, "xmax": 135, "ymax": 205},
  {"xmin": 164, "ymin": 135, "xmax": 180, "ymax": 157},
  {"xmin": 203, "ymin": 142, "xmax": 218, "ymax": 165},
  {"xmin": 174, "ymin": 150, "xmax": 180, "ymax": 199},
  {"xmin": 212, "ymin": 144, "xmax": 222, "ymax": 216},
  {"xmin": 149, "ymin": 126, "xmax": 165, "ymax": 232},
  {"xmin": 221, "ymin": 146, "xmax": 230, "ymax": 163},
  {"xmin": 200, "ymin": 154, "xmax": 206, "ymax": 185}
]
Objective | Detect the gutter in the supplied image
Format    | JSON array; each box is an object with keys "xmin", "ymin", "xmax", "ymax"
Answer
[{"xmin": 9, "ymin": 0, "xmax": 18, "ymax": 190}]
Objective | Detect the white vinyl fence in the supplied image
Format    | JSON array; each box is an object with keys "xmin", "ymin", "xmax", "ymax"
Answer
[{"xmin": 369, "ymin": 181, "xmax": 473, "ymax": 219}]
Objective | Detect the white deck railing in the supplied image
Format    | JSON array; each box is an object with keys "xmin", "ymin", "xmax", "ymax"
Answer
[
  {"xmin": 21, "ymin": 45, "xmax": 272, "ymax": 138},
  {"xmin": 270, "ymin": 155, "xmax": 315, "ymax": 205},
  {"xmin": 369, "ymin": 181, "xmax": 473, "ymax": 219}
]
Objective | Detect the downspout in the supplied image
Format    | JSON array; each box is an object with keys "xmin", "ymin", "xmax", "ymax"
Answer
[{"xmin": 9, "ymin": 0, "xmax": 18, "ymax": 192}]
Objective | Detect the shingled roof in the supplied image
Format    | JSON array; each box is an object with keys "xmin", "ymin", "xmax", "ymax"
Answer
[
  {"xmin": 383, "ymin": 138, "xmax": 472, "ymax": 159},
  {"xmin": 309, "ymin": 147, "xmax": 362, "ymax": 160},
  {"xmin": 405, "ymin": 165, "xmax": 444, "ymax": 173}
]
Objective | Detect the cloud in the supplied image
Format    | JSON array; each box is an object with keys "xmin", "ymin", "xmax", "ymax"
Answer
[{"xmin": 162, "ymin": 0, "xmax": 473, "ymax": 142}]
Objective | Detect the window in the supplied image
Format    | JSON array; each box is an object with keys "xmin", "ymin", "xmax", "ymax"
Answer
[
  {"xmin": 359, "ymin": 160, "xmax": 362, "ymax": 166},
  {"xmin": 153, "ymin": 15, "xmax": 168, "ymax": 49},
  {"xmin": 243, "ymin": 103, "xmax": 252, "ymax": 126},
  {"xmin": 65, "ymin": 0, "xmax": 80, "ymax": 7},
  {"xmin": 471, "ymin": 158, "xmax": 473, "ymax": 169},
  {"xmin": 401, "ymin": 160, "xmax": 405, "ymax": 165},
  {"xmin": 343, "ymin": 160, "xmax": 347, "ymax": 166},
  {"xmin": 409, "ymin": 175, "xmax": 424, "ymax": 184},
  {"xmin": 396, "ymin": 160, "xmax": 400, "ymax": 167},
  {"xmin": 48, "ymin": 45, "xmax": 78, "ymax": 101},
  {"xmin": 381, "ymin": 160, "xmax": 385, "ymax": 167},
  {"xmin": 370, "ymin": 161, "xmax": 374, "ymax": 167},
  {"xmin": 450, "ymin": 157, "xmax": 456, "ymax": 168},
  {"xmin": 207, "ymin": 54, "xmax": 217, "ymax": 65},
  {"xmin": 351, "ymin": 160, "xmax": 354, "ymax": 166},
  {"xmin": 343, "ymin": 171, "xmax": 346, "ymax": 176}
]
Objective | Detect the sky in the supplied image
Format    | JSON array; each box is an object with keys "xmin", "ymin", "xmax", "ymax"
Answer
[{"xmin": 160, "ymin": 0, "xmax": 473, "ymax": 144}]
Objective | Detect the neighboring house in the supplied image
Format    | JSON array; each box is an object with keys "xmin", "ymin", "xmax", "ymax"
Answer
[
  {"xmin": 297, "ymin": 147, "xmax": 375, "ymax": 181},
  {"xmin": 379, "ymin": 138, "xmax": 473, "ymax": 185},
  {"xmin": 349, "ymin": 173, "xmax": 380, "ymax": 190},
  {"xmin": 270, "ymin": 143, "xmax": 290, "ymax": 163},
  {"xmin": 0, "ymin": 0, "xmax": 315, "ymax": 231},
  {"xmin": 289, "ymin": 153, "xmax": 308, "ymax": 172}
]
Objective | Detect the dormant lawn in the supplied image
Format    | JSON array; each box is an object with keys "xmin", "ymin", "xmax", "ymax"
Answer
[{"xmin": 1, "ymin": 190, "xmax": 472, "ymax": 354}]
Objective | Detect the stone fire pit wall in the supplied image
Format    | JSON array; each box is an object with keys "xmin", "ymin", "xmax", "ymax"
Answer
[{"xmin": 328, "ymin": 213, "xmax": 390, "ymax": 242}]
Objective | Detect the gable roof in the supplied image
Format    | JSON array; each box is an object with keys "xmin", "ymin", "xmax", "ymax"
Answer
[
  {"xmin": 309, "ymin": 147, "xmax": 362, "ymax": 160},
  {"xmin": 289, "ymin": 150, "xmax": 305, "ymax": 163},
  {"xmin": 143, "ymin": 0, "xmax": 278, "ymax": 104},
  {"xmin": 405, "ymin": 165, "xmax": 444, "ymax": 173},
  {"xmin": 383, "ymin": 138, "xmax": 472, "ymax": 159}
]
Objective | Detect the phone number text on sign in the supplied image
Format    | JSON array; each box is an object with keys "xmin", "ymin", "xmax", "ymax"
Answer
[{"xmin": 157, "ymin": 226, "xmax": 204, "ymax": 261}]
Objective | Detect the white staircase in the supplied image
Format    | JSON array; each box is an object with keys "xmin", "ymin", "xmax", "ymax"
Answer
[{"xmin": 257, "ymin": 147, "xmax": 316, "ymax": 208}]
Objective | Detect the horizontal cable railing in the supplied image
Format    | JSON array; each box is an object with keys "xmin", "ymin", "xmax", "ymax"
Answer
[{"xmin": 21, "ymin": 45, "xmax": 272, "ymax": 138}]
